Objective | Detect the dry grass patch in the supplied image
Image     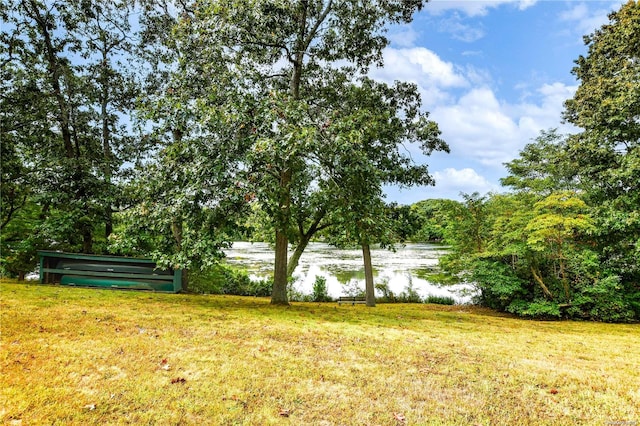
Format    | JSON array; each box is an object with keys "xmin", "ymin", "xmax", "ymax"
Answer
[{"xmin": 1, "ymin": 279, "xmax": 638, "ymax": 425}]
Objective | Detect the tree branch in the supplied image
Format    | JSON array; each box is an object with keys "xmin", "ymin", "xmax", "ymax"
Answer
[
  {"xmin": 531, "ymin": 266, "xmax": 554, "ymax": 299},
  {"xmin": 302, "ymin": 0, "xmax": 333, "ymax": 52}
]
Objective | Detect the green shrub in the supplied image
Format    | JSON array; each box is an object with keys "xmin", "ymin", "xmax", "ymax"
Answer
[
  {"xmin": 188, "ymin": 267, "xmax": 224, "ymax": 294},
  {"xmin": 312, "ymin": 276, "xmax": 332, "ymax": 302},
  {"xmin": 247, "ymin": 278, "xmax": 273, "ymax": 297},
  {"xmin": 189, "ymin": 264, "xmax": 253, "ymax": 295},
  {"xmin": 471, "ymin": 260, "xmax": 527, "ymax": 310},
  {"xmin": 397, "ymin": 279, "xmax": 422, "ymax": 303},
  {"xmin": 374, "ymin": 280, "xmax": 396, "ymax": 303},
  {"xmin": 507, "ymin": 299, "xmax": 561, "ymax": 320},
  {"xmin": 569, "ymin": 276, "xmax": 635, "ymax": 322},
  {"xmin": 424, "ymin": 295, "xmax": 456, "ymax": 305}
]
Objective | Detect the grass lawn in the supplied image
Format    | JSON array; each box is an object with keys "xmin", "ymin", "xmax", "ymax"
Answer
[{"xmin": 1, "ymin": 279, "xmax": 638, "ymax": 425}]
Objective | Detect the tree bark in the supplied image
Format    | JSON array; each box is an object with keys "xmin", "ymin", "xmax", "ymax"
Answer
[
  {"xmin": 531, "ymin": 266, "xmax": 554, "ymax": 299},
  {"xmin": 82, "ymin": 228, "xmax": 93, "ymax": 254},
  {"xmin": 287, "ymin": 234, "xmax": 311, "ymax": 278},
  {"xmin": 171, "ymin": 219, "xmax": 189, "ymax": 292},
  {"xmin": 27, "ymin": 0, "xmax": 74, "ymax": 158},
  {"xmin": 101, "ymin": 47, "xmax": 113, "ymax": 239},
  {"xmin": 272, "ymin": 168, "xmax": 292, "ymax": 305},
  {"xmin": 362, "ymin": 243, "xmax": 376, "ymax": 307},
  {"xmin": 171, "ymin": 219, "xmax": 183, "ymax": 250},
  {"xmin": 181, "ymin": 269, "xmax": 189, "ymax": 293},
  {"xmin": 272, "ymin": 229, "xmax": 289, "ymax": 304},
  {"xmin": 286, "ymin": 214, "xmax": 328, "ymax": 277},
  {"xmin": 271, "ymin": 0, "xmax": 333, "ymax": 304}
]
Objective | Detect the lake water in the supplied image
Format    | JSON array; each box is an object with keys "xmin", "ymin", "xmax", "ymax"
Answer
[{"xmin": 224, "ymin": 242, "xmax": 474, "ymax": 303}]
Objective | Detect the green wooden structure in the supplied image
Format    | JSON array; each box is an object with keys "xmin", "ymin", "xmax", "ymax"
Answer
[{"xmin": 38, "ymin": 251, "xmax": 182, "ymax": 293}]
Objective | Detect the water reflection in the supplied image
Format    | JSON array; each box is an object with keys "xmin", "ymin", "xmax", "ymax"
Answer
[{"xmin": 224, "ymin": 242, "xmax": 474, "ymax": 303}]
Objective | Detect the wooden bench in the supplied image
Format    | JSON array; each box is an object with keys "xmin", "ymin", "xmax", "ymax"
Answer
[{"xmin": 337, "ymin": 296, "xmax": 367, "ymax": 305}]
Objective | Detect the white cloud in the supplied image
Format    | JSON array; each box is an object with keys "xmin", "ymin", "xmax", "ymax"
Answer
[
  {"xmin": 388, "ymin": 26, "xmax": 420, "ymax": 48},
  {"xmin": 517, "ymin": 0, "xmax": 537, "ymax": 11},
  {"xmin": 371, "ymin": 20, "xmax": 586, "ymax": 202},
  {"xmin": 559, "ymin": 1, "xmax": 624, "ymax": 39},
  {"xmin": 384, "ymin": 166, "xmax": 499, "ymax": 202},
  {"xmin": 372, "ymin": 47, "xmax": 469, "ymax": 107},
  {"xmin": 384, "ymin": 47, "xmax": 468, "ymax": 87},
  {"xmin": 432, "ymin": 87, "xmax": 519, "ymax": 166},
  {"xmin": 433, "ymin": 168, "xmax": 497, "ymax": 194},
  {"xmin": 431, "ymin": 82, "xmax": 577, "ymax": 168},
  {"xmin": 509, "ymin": 82, "xmax": 579, "ymax": 135},
  {"xmin": 372, "ymin": 46, "xmax": 575, "ymax": 169},
  {"xmin": 427, "ymin": 0, "xmax": 537, "ymax": 17},
  {"xmin": 383, "ymin": 80, "xmax": 575, "ymax": 202},
  {"xmin": 437, "ymin": 12, "xmax": 486, "ymax": 42},
  {"xmin": 424, "ymin": 0, "xmax": 538, "ymax": 43}
]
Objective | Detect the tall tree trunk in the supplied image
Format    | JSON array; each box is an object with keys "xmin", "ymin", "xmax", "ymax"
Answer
[
  {"xmin": 287, "ymin": 234, "xmax": 311, "ymax": 278},
  {"xmin": 181, "ymin": 269, "xmax": 189, "ymax": 293},
  {"xmin": 272, "ymin": 230, "xmax": 289, "ymax": 304},
  {"xmin": 82, "ymin": 228, "xmax": 93, "ymax": 254},
  {"xmin": 273, "ymin": 3, "xmax": 304, "ymax": 303},
  {"xmin": 105, "ymin": 211, "xmax": 113, "ymax": 239},
  {"xmin": 27, "ymin": 0, "xmax": 74, "ymax": 158},
  {"xmin": 101, "ymin": 50, "xmax": 113, "ymax": 239},
  {"xmin": 556, "ymin": 247, "xmax": 570, "ymax": 302},
  {"xmin": 272, "ymin": 0, "xmax": 332, "ymax": 304},
  {"xmin": 362, "ymin": 243, "xmax": 376, "ymax": 307},
  {"xmin": 171, "ymin": 218, "xmax": 188, "ymax": 292},
  {"xmin": 272, "ymin": 168, "xmax": 292, "ymax": 305}
]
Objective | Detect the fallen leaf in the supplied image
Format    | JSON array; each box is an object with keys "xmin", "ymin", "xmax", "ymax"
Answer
[
  {"xmin": 279, "ymin": 409, "xmax": 290, "ymax": 417},
  {"xmin": 171, "ymin": 377, "xmax": 186, "ymax": 384},
  {"xmin": 549, "ymin": 388, "xmax": 559, "ymax": 394},
  {"xmin": 161, "ymin": 364, "xmax": 171, "ymax": 371},
  {"xmin": 393, "ymin": 412, "xmax": 406, "ymax": 424},
  {"xmin": 84, "ymin": 404, "xmax": 96, "ymax": 411}
]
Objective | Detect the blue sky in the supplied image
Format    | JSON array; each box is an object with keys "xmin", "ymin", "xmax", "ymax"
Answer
[{"xmin": 375, "ymin": 0, "xmax": 626, "ymax": 204}]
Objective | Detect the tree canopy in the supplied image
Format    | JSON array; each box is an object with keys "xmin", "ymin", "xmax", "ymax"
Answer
[
  {"xmin": 563, "ymin": 0, "xmax": 640, "ymax": 283},
  {"xmin": 1, "ymin": 0, "xmax": 140, "ymax": 273},
  {"xmin": 433, "ymin": 1, "xmax": 640, "ymax": 321},
  {"xmin": 126, "ymin": 0, "xmax": 446, "ymax": 303}
]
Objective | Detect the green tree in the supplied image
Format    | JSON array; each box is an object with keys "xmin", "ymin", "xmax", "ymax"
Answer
[
  {"xmin": 500, "ymin": 129, "xmax": 577, "ymax": 195},
  {"xmin": 436, "ymin": 145, "xmax": 636, "ymax": 321},
  {"xmin": 524, "ymin": 191, "xmax": 595, "ymax": 302},
  {"xmin": 437, "ymin": 191, "xmax": 596, "ymax": 318},
  {"xmin": 144, "ymin": 0, "xmax": 446, "ymax": 305},
  {"xmin": 1, "ymin": 0, "xmax": 141, "ymax": 264},
  {"xmin": 409, "ymin": 199, "xmax": 449, "ymax": 242},
  {"xmin": 2, "ymin": 0, "xmax": 100, "ymax": 257},
  {"xmin": 563, "ymin": 0, "xmax": 640, "ymax": 311}
]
